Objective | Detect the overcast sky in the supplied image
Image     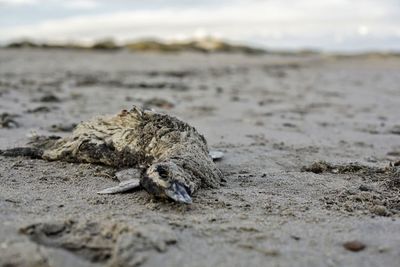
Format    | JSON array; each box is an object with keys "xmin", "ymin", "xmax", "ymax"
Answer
[{"xmin": 1, "ymin": 0, "xmax": 399, "ymax": 51}]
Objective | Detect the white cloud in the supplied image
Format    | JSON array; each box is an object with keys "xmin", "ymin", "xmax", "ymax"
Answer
[
  {"xmin": 0, "ymin": 0, "xmax": 101, "ymax": 8},
  {"xmin": 63, "ymin": 0, "xmax": 99, "ymax": 10},
  {"xmin": 0, "ymin": 0, "xmax": 37, "ymax": 5}
]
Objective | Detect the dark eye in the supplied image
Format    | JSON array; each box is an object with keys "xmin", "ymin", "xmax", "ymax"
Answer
[{"xmin": 156, "ymin": 166, "xmax": 169, "ymax": 179}]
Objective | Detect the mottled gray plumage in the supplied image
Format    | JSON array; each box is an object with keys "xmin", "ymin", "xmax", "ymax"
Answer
[{"xmin": 1, "ymin": 106, "xmax": 223, "ymax": 203}]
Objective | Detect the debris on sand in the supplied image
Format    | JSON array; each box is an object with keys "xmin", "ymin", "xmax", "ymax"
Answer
[
  {"xmin": 48, "ymin": 122, "xmax": 77, "ymax": 132},
  {"xmin": 26, "ymin": 106, "xmax": 52, "ymax": 113},
  {"xmin": 110, "ymin": 226, "xmax": 177, "ymax": 267},
  {"xmin": 38, "ymin": 93, "xmax": 61, "ymax": 103},
  {"xmin": 387, "ymin": 150, "xmax": 400, "ymax": 157},
  {"xmin": 322, "ymin": 187, "xmax": 399, "ymax": 216},
  {"xmin": 73, "ymin": 74, "xmax": 103, "ymax": 86},
  {"xmin": 282, "ymin": 122, "xmax": 297, "ymax": 128},
  {"xmin": 142, "ymin": 97, "xmax": 175, "ymax": 109},
  {"xmin": 389, "ymin": 125, "xmax": 400, "ymax": 135},
  {"xmin": 128, "ymin": 82, "xmax": 188, "ymax": 91},
  {"xmin": 238, "ymin": 243, "xmax": 280, "ymax": 257},
  {"xmin": 343, "ymin": 241, "xmax": 366, "ymax": 252},
  {"xmin": 301, "ymin": 161, "xmax": 332, "ymax": 173},
  {"xmin": 190, "ymin": 105, "xmax": 216, "ymax": 116},
  {"xmin": 72, "ymin": 74, "xmax": 189, "ymax": 91},
  {"xmin": 305, "ymin": 161, "xmax": 400, "ymax": 216},
  {"xmin": 19, "ymin": 220, "xmax": 114, "ymax": 262},
  {"xmin": 0, "ymin": 112, "xmax": 19, "ymax": 128},
  {"xmin": 145, "ymin": 70, "xmax": 195, "ymax": 78},
  {"xmin": 301, "ymin": 160, "xmax": 394, "ymax": 176},
  {"xmin": 19, "ymin": 220, "xmax": 178, "ymax": 266}
]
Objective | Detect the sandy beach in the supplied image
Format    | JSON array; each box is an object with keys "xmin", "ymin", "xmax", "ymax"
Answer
[{"xmin": 0, "ymin": 49, "xmax": 399, "ymax": 267}]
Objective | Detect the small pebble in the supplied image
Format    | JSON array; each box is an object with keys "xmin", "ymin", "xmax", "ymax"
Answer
[{"xmin": 343, "ymin": 241, "xmax": 366, "ymax": 252}]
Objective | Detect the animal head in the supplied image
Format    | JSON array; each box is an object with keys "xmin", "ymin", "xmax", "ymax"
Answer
[{"xmin": 142, "ymin": 161, "xmax": 193, "ymax": 204}]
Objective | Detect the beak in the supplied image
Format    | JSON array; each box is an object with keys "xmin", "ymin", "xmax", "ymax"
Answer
[{"xmin": 165, "ymin": 182, "xmax": 192, "ymax": 204}]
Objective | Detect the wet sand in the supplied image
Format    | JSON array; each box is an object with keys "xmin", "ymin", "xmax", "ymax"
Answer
[{"xmin": 0, "ymin": 49, "xmax": 399, "ymax": 267}]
